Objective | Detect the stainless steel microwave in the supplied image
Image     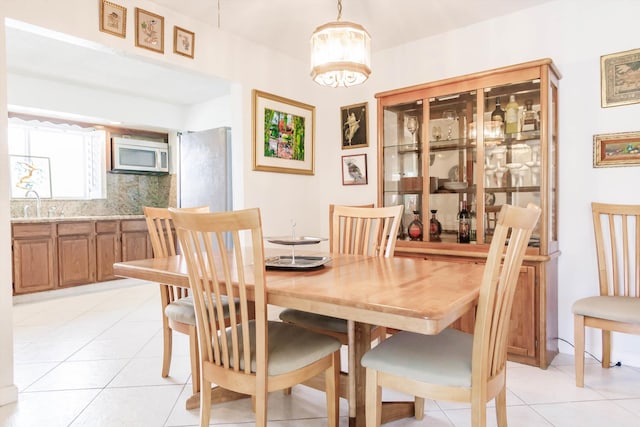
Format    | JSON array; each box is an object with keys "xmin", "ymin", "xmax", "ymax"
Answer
[{"xmin": 111, "ymin": 137, "xmax": 169, "ymax": 174}]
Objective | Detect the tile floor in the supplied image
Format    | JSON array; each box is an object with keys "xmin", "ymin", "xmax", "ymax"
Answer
[{"xmin": 2, "ymin": 280, "xmax": 640, "ymax": 426}]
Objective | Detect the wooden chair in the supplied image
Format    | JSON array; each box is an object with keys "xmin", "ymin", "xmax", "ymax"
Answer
[
  {"xmin": 279, "ymin": 204, "xmax": 403, "ymax": 417},
  {"xmin": 169, "ymin": 207, "xmax": 341, "ymax": 427},
  {"xmin": 144, "ymin": 206, "xmax": 208, "ymax": 395},
  {"xmin": 362, "ymin": 203, "xmax": 541, "ymax": 427},
  {"xmin": 573, "ymin": 202, "xmax": 640, "ymax": 387}
]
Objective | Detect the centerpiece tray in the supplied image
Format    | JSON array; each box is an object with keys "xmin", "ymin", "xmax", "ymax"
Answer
[
  {"xmin": 265, "ymin": 236, "xmax": 327, "ymax": 245},
  {"xmin": 265, "ymin": 255, "xmax": 331, "ymax": 270}
]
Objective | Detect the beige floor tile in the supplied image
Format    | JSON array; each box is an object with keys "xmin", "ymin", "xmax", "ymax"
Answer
[
  {"xmin": 532, "ymin": 400, "xmax": 639, "ymax": 427},
  {"xmin": 26, "ymin": 359, "xmax": 129, "ymax": 391}
]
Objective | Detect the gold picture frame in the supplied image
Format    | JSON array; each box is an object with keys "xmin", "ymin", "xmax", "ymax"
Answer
[
  {"xmin": 593, "ymin": 131, "xmax": 640, "ymax": 168},
  {"xmin": 341, "ymin": 102, "xmax": 368, "ymax": 149},
  {"xmin": 173, "ymin": 26, "xmax": 195, "ymax": 58},
  {"xmin": 601, "ymin": 48, "xmax": 640, "ymax": 108},
  {"xmin": 252, "ymin": 90, "xmax": 315, "ymax": 175},
  {"xmin": 135, "ymin": 8, "xmax": 164, "ymax": 53},
  {"xmin": 99, "ymin": 0, "xmax": 126, "ymax": 38}
]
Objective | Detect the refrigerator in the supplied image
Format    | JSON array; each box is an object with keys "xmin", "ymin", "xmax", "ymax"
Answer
[{"xmin": 178, "ymin": 127, "xmax": 232, "ymax": 214}]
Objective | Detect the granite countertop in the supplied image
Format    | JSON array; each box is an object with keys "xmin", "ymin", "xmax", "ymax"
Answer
[{"xmin": 11, "ymin": 215, "xmax": 145, "ymax": 224}]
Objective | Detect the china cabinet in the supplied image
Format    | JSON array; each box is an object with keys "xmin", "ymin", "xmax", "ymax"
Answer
[{"xmin": 376, "ymin": 59, "xmax": 560, "ymax": 368}]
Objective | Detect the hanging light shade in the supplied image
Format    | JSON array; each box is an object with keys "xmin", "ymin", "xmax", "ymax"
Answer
[{"xmin": 310, "ymin": 0, "xmax": 371, "ymax": 87}]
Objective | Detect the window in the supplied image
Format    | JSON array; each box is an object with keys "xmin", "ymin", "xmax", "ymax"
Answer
[{"xmin": 8, "ymin": 118, "xmax": 107, "ymax": 200}]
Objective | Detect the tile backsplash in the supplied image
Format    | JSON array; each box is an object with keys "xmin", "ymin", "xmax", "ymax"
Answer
[{"xmin": 10, "ymin": 173, "xmax": 176, "ymax": 218}]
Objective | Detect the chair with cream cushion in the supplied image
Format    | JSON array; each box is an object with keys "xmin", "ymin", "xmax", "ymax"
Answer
[
  {"xmin": 170, "ymin": 207, "xmax": 341, "ymax": 427},
  {"xmin": 573, "ymin": 202, "xmax": 640, "ymax": 387},
  {"xmin": 144, "ymin": 205, "xmax": 242, "ymax": 396},
  {"xmin": 361, "ymin": 203, "xmax": 540, "ymax": 427},
  {"xmin": 279, "ymin": 204, "xmax": 403, "ymax": 416}
]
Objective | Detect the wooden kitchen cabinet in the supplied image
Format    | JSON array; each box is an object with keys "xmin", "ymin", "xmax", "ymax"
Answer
[
  {"xmin": 12, "ymin": 223, "xmax": 57, "ymax": 294},
  {"xmin": 57, "ymin": 222, "xmax": 96, "ymax": 287},
  {"xmin": 121, "ymin": 219, "xmax": 152, "ymax": 261},
  {"xmin": 376, "ymin": 59, "xmax": 560, "ymax": 368},
  {"xmin": 95, "ymin": 221, "xmax": 121, "ymax": 282},
  {"xmin": 12, "ymin": 217, "xmax": 151, "ymax": 295}
]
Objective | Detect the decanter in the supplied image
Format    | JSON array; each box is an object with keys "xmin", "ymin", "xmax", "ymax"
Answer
[
  {"xmin": 407, "ymin": 211, "xmax": 423, "ymax": 241},
  {"xmin": 429, "ymin": 209, "xmax": 442, "ymax": 241}
]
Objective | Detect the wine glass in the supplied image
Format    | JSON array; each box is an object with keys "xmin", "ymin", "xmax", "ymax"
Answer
[{"xmin": 406, "ymin": 116, "xmax": 419, "ymax": 145}]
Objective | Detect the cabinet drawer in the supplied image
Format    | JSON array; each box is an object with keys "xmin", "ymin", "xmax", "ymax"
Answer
[
  {"xmin": 58, "ymin": 222, "xmax": 93, "ymax": 236},
  {"xmin": 12, "ymin": 223, "xmax": 55, "ymax": 238},
  {"xmin": 96, "ymin": 221, "xmax": 118, "ymax": 233},
  {"xmin": 121, "ymin": 219, "xmax": 147, "ymax": 232}
]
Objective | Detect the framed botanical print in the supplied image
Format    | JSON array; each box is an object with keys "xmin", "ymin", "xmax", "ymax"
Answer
[
  {"xmin": 601, "ymin": 48, "xmax": 640, "ymax": 107},
  {"xmin": 174, "ymin": 26, "xmax": 195, "ymax": 58},
  {"xmin": 135, "ymin": 8, "xmax": 164, "ymax": 53},
  {"xmin": 99, "ymin": 0, "xmax": 126, "ymax": 38}
]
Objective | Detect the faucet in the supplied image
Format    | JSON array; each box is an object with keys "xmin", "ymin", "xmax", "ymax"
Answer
[{"xmin": 25, "ymin": 190, "xmax": 41, "ymax": 218}]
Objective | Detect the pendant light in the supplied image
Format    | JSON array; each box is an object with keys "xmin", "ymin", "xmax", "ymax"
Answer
[{"xmin": 310, "ymin": 0, "xmax": 371, "ymax": 87}]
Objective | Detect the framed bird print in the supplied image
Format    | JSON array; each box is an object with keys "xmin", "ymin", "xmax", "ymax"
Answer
[
  {"xmin": 341, "ymin": 102, "xmax": 368, "ymax": 149},
  {"xmin": 601, "ymin": 48, "xmax": 640, "ymax": 107},
  {"xmin": 342, "ymin": 154, "xmax": 368, "ymax": 185}
]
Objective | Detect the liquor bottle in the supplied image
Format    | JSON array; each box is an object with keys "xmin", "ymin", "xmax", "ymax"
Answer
[
  {"xmin": 408, "ymin": 211, "xmax": 423, "ymax": 241},
  {"xmin": 491, "ymin": 97, "xmax": 505, "ymax": 125},
  {"xmin": 521, "ymin": 99, "xmax": 538, "ymax": 132},
  {"xmin": 505, "ymin": 95, "xmax": 519, "ymax": 134},
  {"xmin": 429, "ymin": 209, "xmax": 442, "ymax": 242},
  {"xmin": 458, "ymin": 201, "xmax": 470, "ymax": 244}
]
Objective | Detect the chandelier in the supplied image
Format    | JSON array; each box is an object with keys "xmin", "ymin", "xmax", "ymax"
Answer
[{"xmin": 310, "ymin": 0, "xmax": 371, "ymax": 87}]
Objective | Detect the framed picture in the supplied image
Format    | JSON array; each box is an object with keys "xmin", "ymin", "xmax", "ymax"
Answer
[
  {"xmin": 341, "ymin": 102, "xmax": 368, "ymax": 149},
  {"xmin": 9, "ymin": 155, "xmax": 52, "ymax": 199},
  {"xmin": 342, "ymin": 154, "xmax": 368, "ymax": 185},
  {"xmin": 135, "ymin": 8, "xmax": 164, "ymax": 53},
  {"xmin": 252, "ymin": 89, "xmax": 315, "ymax": 175},
  {"xmin": 601, "ymin": 48, "xmax": 640, "ymax": 108},
  {"xmin": 593, "ymin": 131, "xmax": 640, "ymax": 168},
  {"xmin": 99, "ymin": 0, "xmax": 126, "ymax": 38},
  {"xmin": 174, "ymin": 26, "xmax": 195, "ymax": 58}
]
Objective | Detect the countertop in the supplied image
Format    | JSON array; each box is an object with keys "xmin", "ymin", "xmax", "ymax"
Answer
[{"xmin": 11, "ymin": 215, "xmax": 145, "ymax": 224}]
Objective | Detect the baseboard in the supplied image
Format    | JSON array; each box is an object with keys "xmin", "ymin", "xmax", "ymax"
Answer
[
  {"xmin": 0, "ymin": 384, "xmax": 18, "ymax": 407},
  {"xmin": 12, "ymin": 278, "xmax": 150, "ymax": 305}
]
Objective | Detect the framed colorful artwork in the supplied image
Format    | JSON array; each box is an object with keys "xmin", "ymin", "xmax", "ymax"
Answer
[
  {"xmin": 601, "ymin": 48, "xmax": 640, "ymax": 107},
  {"xmin": 341, "ymin": 154, "xmax": 368, "ymax": 185},
  {"xmin": 174, "ymin": 26, "xmax": 195, "ymax": 58},
  {"xmin": 135, "ymin": 7, "xmax": 164, "ymax": 53},
  {"xmin": 593, "ymin": 131, "xmax": 640, "ymax": 167},
  {"xmin": 99, "ymin": 0, "xmax": 127, "ymax": 38},
  {"xmin": 252, "ymin": 89, "xmax": 315, "ymax": 175},
  {"xmin": 9, "ymin": 155, "xmax": 52, "ymax": 199},
  {"xmin": 341, "ymin": 102, "xmax": 368, "ymax": 149}
]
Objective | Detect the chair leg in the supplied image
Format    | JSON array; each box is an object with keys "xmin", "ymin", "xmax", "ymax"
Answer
[
  {"xmin": 161, "ymin": 319, "xmax": 172, "ymax": 378},
  {"xmin": 365, "ymin": 368, "xmax": 382, "ymax": 427},
  {"xmin": 495, "ymin": 387, "xmax": 507, "ymax": 427},
  {"xmin": 325, "ymin": 351, "xmax": 340, "ymax": 427},
  {"xmin": 414, "ymin": 397, "xmax": 425, "ymax": 420},
  {"xmin": 470, "ymin": 398, "xmax": 487, "ymax": 427},
  {"xmin": 602, "ymin": 329, "xmax": 611, "ymax": 368},
  {"xmin": 574, "ymin": 314, "xmax": 585, "ymax": 387},
  {"xmin": 255, "ymin": 390, "xmax": 267, "ymax": 427},
  {"xmin": 189, "ymin": 326, "xmax": 200, "ymax": 394},
  {"xmin": 348, "ymin": 321, "xmax": 357, "ymax": 418},
  {"xmin": 200, "ymin": 378, "xmax": 212, "ymax": 427}
]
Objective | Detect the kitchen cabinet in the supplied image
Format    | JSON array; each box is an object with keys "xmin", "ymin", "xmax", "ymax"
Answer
[
  {"xmin": 12, "ymin": 223, "xmax": 57, "ymax": 294},
  {"xmin": 375, "ymin": 59, "xmax": 560, "ymax": 368},
  {"xmin": 121, "ymin": 219, "xmax": 153, "ymax": 261},
  {"xmin": 95, "ymin": 221, "xmax": 120, "ymax": 282},
  {"xmin": 12, "ymin": 217, "xmax": 151, "ymax": 295},
  {"xmin": 57, "ymin": 222, "xmax": 96, "ymax": 287}
]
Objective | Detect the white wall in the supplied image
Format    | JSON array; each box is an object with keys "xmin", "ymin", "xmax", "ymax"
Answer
[{"xmin": 2, "ymin": 0, "xmax": 640, "ymax": 406}]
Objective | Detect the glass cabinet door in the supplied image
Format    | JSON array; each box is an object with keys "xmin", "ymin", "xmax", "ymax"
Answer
[{"xmin": 382, "ymin": 100, "xmax": 424, "ymax": 240}]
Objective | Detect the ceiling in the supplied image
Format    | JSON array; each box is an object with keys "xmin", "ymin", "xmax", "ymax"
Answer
[{"xmin": 5, "ymin": 0, "xmax": 554, "ymax": 108}]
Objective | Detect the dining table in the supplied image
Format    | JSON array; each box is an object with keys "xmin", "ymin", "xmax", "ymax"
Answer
[{"xmin": 113, "ymin": 250, "xmax": 485, "ymax": 427}]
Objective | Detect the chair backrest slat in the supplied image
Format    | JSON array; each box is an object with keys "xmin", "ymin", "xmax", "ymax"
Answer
[
  {"xmin": 170, "ymin": 208, "xmax": 266, "ymax": 378},
  {"xmin": 331, "ymin": 205, "xmax": 404, "ymax": 257},
  {"xmin": 472, "ymin": 204, "xmax": 540, "ymax": 384},
  {"xmin": 592, "ymin": 202, "xmax": 640, "ymax": 298}
]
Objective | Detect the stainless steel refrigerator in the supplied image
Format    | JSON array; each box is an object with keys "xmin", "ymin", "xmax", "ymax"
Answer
[{"xmin": 178, "ymin": 127, "xmax": 232, "ymax": 213}]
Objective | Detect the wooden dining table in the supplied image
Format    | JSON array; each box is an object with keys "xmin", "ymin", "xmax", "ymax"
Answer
[{"xmin": 113, "ymin": 251, "xmax": 485, "ymax": 427}]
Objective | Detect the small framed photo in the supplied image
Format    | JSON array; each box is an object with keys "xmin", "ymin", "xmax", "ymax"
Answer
[
  {"xmin": 601, "ymin": 48, "xmax": 640, "ymax": 108},
  {"xmin": 99, "ymin": 0, "xmax": 127, "ymax": 38},
  {"xmin": 593, "ymin": 131, "xmax": 640, "ymax": 168},
  {"xmin": 341, "ymin": 102, "xmax": 368, "ymax": 149},
  {"xmin": 342, "ymin": 154, "xmax": 368, "ymax": 185},
  {"xmin": 135, "ymin": 7, "xmax": 164, "ymax": 53},
  {"xmin": 252, "ymin": 89, "xmax": 315, "ymax": 175},
  {"xmin": 174, "ymin": 26, "xmax": 195, "ymax": 58}
]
